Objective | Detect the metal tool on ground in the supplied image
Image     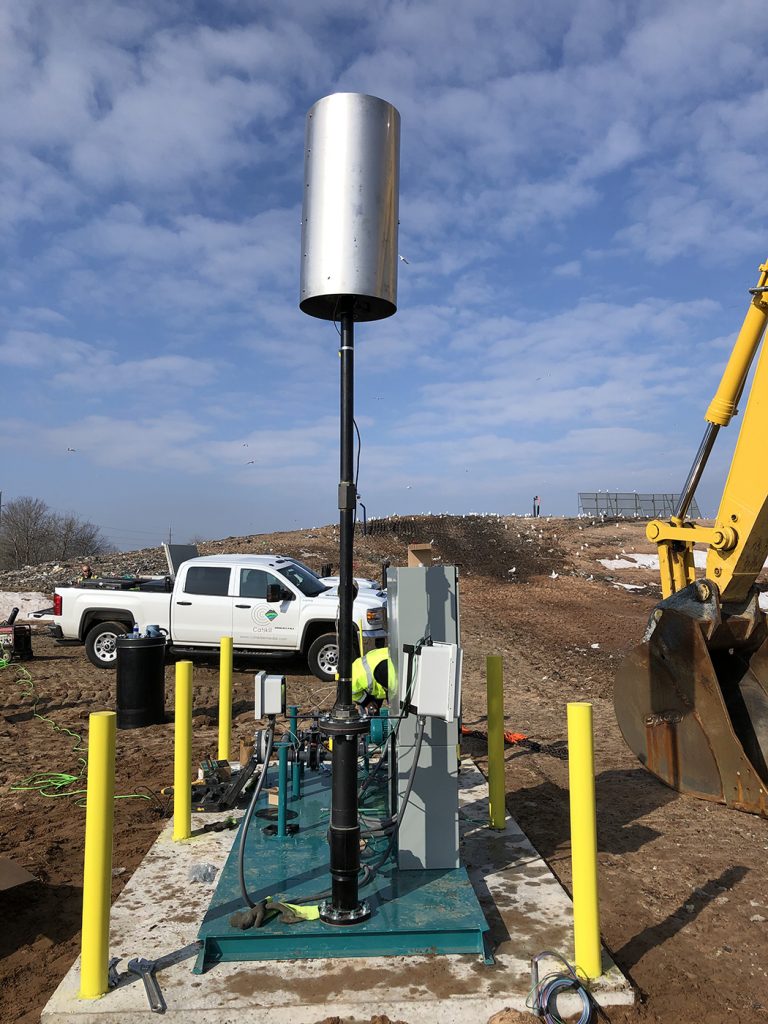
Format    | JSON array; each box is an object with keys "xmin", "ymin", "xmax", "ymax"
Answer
[
  {"xmin": 127, "ymin": 957, "xmax": 166, "ymax": 1014},
  {"xmin": 192, "ymin": 756, "xmax": 261, "ymax": 813},
  {"xmin": 615, "ymin": 258, "xmax": 768, "ymax": 817}
]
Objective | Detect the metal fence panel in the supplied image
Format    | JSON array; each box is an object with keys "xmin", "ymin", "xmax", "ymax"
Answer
[{"xmin": 577, "ymin": 492, "xmax": 702, "ymax": 517}]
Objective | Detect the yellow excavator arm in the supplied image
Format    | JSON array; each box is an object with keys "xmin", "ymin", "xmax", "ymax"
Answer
[
  {"xmin": 615, "ymin": 260, "xmax": 768, "ymax": 818},
  {"xmin": 647, "ymin": 260, "xmax": 768, "ymax": 601}
]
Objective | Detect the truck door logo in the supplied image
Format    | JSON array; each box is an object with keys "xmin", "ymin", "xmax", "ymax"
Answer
[{"xmin": 252, "ymin": 606, "xmax": 280, "ymax": 625}]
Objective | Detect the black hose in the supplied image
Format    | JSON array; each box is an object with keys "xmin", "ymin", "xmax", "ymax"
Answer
[
  {"xmin": 358, "ymin": 640, "xmax": 421, "ymax": 803},
  {"xmin": 2, "ymin": 607, "xmax": 19, "ymax": 627},
  {"xmin": 238, "ymin": 723, "xmax": 274, "ymax": 909},
  {"xmin": 363, "ymin": 715, "xmax": 426, "ymax": 883},
  {"xmin": 359, "ymin": 726, "xmax": 395, "ymax": 799}
]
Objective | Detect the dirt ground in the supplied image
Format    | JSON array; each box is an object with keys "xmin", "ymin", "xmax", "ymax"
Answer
[{"xmin": 1, "ymin": 516, "xmax": 767, "ymax": 1024}]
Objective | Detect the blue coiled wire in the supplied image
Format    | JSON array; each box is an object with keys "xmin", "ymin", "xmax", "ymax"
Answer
[{"xmin": 529, "ymin": 950, "xmax": 594, "ymax": 1024}]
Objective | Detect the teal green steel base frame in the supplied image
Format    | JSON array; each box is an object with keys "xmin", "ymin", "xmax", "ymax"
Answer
[{"xmin": 195, "ymin": 767, "xmax": 490, "ymax": 972}]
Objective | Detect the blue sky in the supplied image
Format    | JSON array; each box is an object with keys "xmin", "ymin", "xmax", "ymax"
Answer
[{"xmin": 2, "ymin": 1, "xmax": 767, "ymax": 549}]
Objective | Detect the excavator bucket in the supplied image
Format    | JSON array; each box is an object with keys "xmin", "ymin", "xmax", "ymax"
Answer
[{"xmin": 614, "ymin": 580, "xmax": 768, "ymax": 817}]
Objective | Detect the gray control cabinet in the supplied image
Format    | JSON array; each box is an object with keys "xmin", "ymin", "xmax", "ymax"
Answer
[{"xmin": 386, "ymin": 566, "xmax": 460, "ymax": 870}]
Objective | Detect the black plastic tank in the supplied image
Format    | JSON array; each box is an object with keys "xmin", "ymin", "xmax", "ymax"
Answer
[{"xmin": 116, "ymin": 635, "xmax": 166, "ymax": 729}]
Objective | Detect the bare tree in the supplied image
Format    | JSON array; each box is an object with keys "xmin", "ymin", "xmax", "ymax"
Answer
[
  {"xmin": 0, "ymin": 496, "xmax": 52, "ymax": 567},
  {"xmin": 50, "ymin": 513, "xmax": 107, "ymax": 560},
  {"xmin": 0, "ymin": 496, "xmax": 114, "ymax": 569}
]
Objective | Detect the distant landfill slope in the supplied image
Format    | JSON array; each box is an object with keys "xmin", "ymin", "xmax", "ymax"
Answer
[{"xmin": 0, "ymin": 514, "xmax": 568, "ymax": 594}]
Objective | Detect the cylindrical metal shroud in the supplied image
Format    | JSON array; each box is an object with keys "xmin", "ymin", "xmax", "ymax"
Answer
[{"xmin": 300, "ymin": 92, "xmax": 400, "ymax": 322}]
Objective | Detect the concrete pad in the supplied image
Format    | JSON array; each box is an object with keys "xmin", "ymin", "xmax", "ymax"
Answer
[{"xmin": 43, "ymin": 761, "xmax": 633, "ymax": 1023}]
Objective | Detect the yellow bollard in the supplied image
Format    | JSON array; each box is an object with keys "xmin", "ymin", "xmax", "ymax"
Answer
[
  {"xmin": 174, "ymin": 661, "xmax": 193, "ymax": 842},
  {"xmin": 567, "ymin": 701, "xmax": 602, "ymax": 978},
  {"xmin": 218, "ymin": 636, "xmax": 233, "ymax": 762},
  {"xmin": 80, "ymin": 711, "xmax": 116, "ymax": 999},
  {"xmin": 487, "ymin": 655, "xmax": 506, "ymax": 830}
]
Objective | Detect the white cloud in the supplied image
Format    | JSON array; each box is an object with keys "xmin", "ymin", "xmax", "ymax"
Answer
[
  {"xmin": 38, "ymin": 413, "xmax": 212, "ymax": 471},
  {"xmin": 2, "ymin": 0, "xmax": 767, "ymax": 534},
  {"xmin": 554, "ymin": 260, "xmax": 582, "ymax": 278}
]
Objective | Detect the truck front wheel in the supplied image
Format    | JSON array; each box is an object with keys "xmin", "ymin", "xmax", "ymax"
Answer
[
  {"xmin": 307, "ymin": 632, "xmax": 339, "ymax": 682},
  {"xmin": 85, "ymin": 621, "xmax": 129, "ymax": 668}
]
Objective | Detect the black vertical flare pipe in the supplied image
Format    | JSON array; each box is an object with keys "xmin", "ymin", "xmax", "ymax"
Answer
[
  {"xmin": 321, "ymin": 305, "xmax": 370, "ymax": 924},
  {"xmin": 336, "ymin": 307, "xmax": 356, "ymax": 715}
]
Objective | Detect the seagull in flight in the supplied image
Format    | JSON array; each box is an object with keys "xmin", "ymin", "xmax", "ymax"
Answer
[
  {"xmin": 246, "ymin": 460, "xmax": 255, "ymax": 465},
  {"xmin": 66, "ymin": 447, "xmax": 77, "ymax": 452},
  {"xmin": 398, "ymin": 254, "xmax": 409, "ymax": 264}
]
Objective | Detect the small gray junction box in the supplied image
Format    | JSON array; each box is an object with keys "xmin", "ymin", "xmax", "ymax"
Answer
[{"xmin": 254, "ymin": 671, "xmax": 286, "ymax": 719}]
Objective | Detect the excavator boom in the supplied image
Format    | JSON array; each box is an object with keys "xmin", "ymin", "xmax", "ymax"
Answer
[{"xmin": 614, "ymin": 261, "xmax": 768, "ymax": 816}]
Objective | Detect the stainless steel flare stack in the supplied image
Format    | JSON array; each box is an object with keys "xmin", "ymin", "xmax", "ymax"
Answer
[{"xmin": 299, "ymin": 92, "xmax": 400, "ymax": 925}]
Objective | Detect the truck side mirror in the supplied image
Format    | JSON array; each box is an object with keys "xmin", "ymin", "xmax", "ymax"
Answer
[{"xmin": 266, "ymin": 584, "xmax": 282, "ymax": 603}]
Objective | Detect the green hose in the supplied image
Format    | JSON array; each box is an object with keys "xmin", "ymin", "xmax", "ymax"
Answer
[{"xmin": 2, "ymin": 661, "xmax": 159, "ymax": 808}]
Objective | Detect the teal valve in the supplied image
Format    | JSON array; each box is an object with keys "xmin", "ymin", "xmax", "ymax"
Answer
[
  {"xmin": 277, "ymin": 742, "xmax": 289, "ymax": 837},
  {"xmin": 370, "ymin": 708, "xmax": 389, "ymax": 746},
  {"xmin": 370, "ymin": 716, "xmax": 381, "ymax": 746},
  {"xmin": 288, "ymin": 705, "xmax": 300, "ymax": 800},
  {"xmin": 292, "ymin": 752, "xmax": 301, "ymax": 800}
]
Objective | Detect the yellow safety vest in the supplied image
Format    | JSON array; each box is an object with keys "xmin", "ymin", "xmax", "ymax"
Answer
[{"xmin": 351, "ymin": 648, "xmax": 390, "ymax": 702}]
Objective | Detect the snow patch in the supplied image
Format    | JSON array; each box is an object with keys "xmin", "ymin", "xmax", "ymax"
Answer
[
  {"xmin": 601, "ymin": 551, "xmax": 768, "ymax": 571},
  {"xmin": 599, "ymin": 552, "xmax": 707, "ymax": 570},
  {"xmin": 0, "ymin": 592, "xmax": 50, "ymax": 621}
]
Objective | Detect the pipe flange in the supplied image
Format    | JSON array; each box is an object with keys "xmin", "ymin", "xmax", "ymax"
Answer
[
  {"xmin": 319, "ymin": 714, "xmax": 371, "ymax": 737},
  {"xmin": 319, "ymin": 899, "xmax": 371, "ymax": 926}
]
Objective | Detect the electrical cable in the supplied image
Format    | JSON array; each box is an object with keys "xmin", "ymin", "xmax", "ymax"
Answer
[
  {"xmin": 358, "ymin": 636, "xmax": 423, "ymax": 803},
  {"xmin": 358, "ymin": 724, "xmax": 395, "ymax": 799},
  {"xmin": 362, "ymin": 715, "xmax": 426, "ymax": 883},
  {"xmin": 3, "ymin": 662, "xmax": 158, "ymax": 807},
  {"xmin": 353, "ymin": 418, "xmax": 362, "ymax": 489},
  {"xmin": 237, "ymin": 722, "xmax": 275, "ymax": 909},
  {"xmin": 528, "ymin": 951, "xmax": 595, "ymax": 1024}
]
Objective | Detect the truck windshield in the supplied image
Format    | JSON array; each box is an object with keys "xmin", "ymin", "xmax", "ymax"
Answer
[{"xmin": 277, "ymin": 562, "xmax": 329, "ymax": 597}]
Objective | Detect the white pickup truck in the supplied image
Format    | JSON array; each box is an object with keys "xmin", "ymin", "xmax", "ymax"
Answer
[{"xmin": 48, "ymin": 550, "xmax": 387, "ymax": 681}]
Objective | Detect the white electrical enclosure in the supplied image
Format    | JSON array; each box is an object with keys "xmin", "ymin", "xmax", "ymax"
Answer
[
  {"xmin": 254, "ymin": 671, "xmax": 286, "ymax": 719},
  {"xmin": 412, "ymin": 642, "xmax": 462, "ymax": 722}
]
